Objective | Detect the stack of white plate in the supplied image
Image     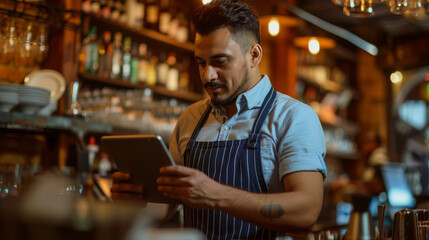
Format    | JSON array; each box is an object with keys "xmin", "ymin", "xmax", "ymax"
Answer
[
  {"xmin": 0, "ymin": 83, "xmax": 20, "ymax": 112},
  {"xmin": 17, "ymin": 85, "xmax": 50, "ymax": 114},
  {"xmin": 24, "ymin": 69, "xmax": 66, "ymax": 116}
]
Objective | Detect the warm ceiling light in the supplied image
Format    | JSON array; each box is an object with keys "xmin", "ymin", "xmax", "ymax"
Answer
[
  {"xmin": 294, "ymin": 36, "xmax": 336, "ymax": 53},
  {"xmin": 260, "ymin": 15, "xmax": 299, "ymax": 37},
  {"xmin": 268, "ymin": 17, "xmax": 280, "ymax": 36},
  {"xmin": 390, "ymin": 71, "xmax": 403, "ymax": 84},
  {"xmin": 308, "ymin": 37, "xmax": 320, "ymax": 55},
  {"xmin": 202, "ymin": 0, "xmax": 212, "ymax": 4}
]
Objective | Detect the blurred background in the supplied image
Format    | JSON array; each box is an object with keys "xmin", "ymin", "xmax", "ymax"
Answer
[{"xmin": 0, "ymin": 0, "xmax": 428, "ymax": 239}]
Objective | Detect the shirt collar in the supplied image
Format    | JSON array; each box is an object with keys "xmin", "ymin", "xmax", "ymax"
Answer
[{"xmin": 210, "ymin": 75, "xmax": 272, "ymax": 117}]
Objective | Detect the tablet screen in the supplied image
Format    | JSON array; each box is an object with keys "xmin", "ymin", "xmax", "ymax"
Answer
[{"xmin": 101, "ymin": 134, "xmax": 179, "ymax": 204}]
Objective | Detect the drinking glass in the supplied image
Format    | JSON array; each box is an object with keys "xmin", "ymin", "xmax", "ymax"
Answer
[
  {"xmin": 389, "ymin": 0, "xmax": 425, "ymax": 15},
  {"xmin": 0, "ymin": 163, "xmax": 22, "ymax": 199},
  {"xmin": 343, "ymin": 0, "xmax": 375, "ymax": 17}
]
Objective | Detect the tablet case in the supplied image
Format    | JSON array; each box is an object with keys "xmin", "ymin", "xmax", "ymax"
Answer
[{"xmin": 101, "ymin": 134, "xmax": 179, "ymax": 204}]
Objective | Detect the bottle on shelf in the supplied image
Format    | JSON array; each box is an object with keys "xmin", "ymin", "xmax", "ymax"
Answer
[
  {"xmin": 138, "ymin": 43, "xmax": 149, "ymax": 83},
  {"xmin": 166, "ymin": 52, "xmax": 179, "ymax": 91},
  {"xmin": 156, "ymin": 52, "xmax": 169, "ymax": 86},
  {"xmin": 175, "ymin": 8, "xmax": 188, "ymax": 43},
  {"xmin": 122, "ymin": 36, "xmax": 132, "ymax": 81},
  {"xmin": 98, "ymin": 31, "xmax": 113, "ymax": 78},
  {"xmin": 82, "ymin": 26, "xmax": 98, "ymax": 73},
  {"xmin": 111, "ymin": 32, "xmax": 123, "ymax": 79},
  {"xmin": 90, "ymin": 33, "xmax": 100, "ymax": 74},
  {"xmin": 144, "ymin": 0, "xmax": 160, "ymax": 30},
  {"xmin": 90, "ymin": 0, "xmax": 101, "ymax": 14},
  {"xmin": 82, "ymin": 0, "xmax": 92, "ymax": 13},
  {"xmin": 130, "ymin": 42, "xmax": 140, "ymax": 84},
  {"xmin": 125, "ymin": 0, "xmax": 144, "ymax": 28},
  {"xmin": 158, "ymin": 0, "xmax": 171, "ymax": 34},
  {"xmin": 99, "ymin": 0, "xmax": 111, "ymax": 18},
  {"xmin": 146, "ymin": 49, "xmax": 158, "ymax": 85}
]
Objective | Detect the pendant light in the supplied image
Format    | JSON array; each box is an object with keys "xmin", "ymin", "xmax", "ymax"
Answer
[{"xmin": 294, "ymin": 36, "xmax": 336, "ymax": 55}]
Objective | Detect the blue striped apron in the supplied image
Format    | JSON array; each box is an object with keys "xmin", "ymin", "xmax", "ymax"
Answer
[{"xmin": 184, "ymin": 87, "xmax": 284, "ymax": 239}]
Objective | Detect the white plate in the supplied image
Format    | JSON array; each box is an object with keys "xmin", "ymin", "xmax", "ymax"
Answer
[{"xmin": 24, "ymin": 70, "xmax": 66, "ymax": 102}]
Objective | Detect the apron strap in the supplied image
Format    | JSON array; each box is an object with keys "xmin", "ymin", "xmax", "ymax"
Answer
[
  {"xmin": 246, "ymin": 87, "xmax": 276, "ymax": 149},
  {"xmin": 185, "ymin": 104, "xmax": 212, "ymax": 152}
]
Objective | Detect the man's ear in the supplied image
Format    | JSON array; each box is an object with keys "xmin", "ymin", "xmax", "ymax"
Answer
[{"xmin": 249, "ymin": 43, "xmax": 262, "ymax": 68}]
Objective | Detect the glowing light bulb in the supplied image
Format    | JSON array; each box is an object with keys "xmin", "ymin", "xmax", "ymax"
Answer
[
  {"xmin": 202, "ymin": 0, "xmax": 212, "ymax": 4},
  {"xmin": 390, "ymin": 71, "xmax": 403, "ymax": 84},
  {"xmin": 268, "ymin": 17, "xmax": 280, "ymax": 37},
  {"xmin": 308, "ymin": 37, "xmax": 320, "ymax": 55}
]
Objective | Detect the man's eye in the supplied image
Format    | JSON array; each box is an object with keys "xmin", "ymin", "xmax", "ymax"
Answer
[
  {"xmin": 212, "ymin": 59, "xmax": 227, "ymax": 66},
  {"xmin": 197, "ymin": 61, "xmax": 206, "ymax": 67}
]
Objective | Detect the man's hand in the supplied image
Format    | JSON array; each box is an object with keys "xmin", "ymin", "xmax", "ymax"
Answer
[
  {"xmin": 157, "ymin": 165, "xmax": 225, "ymax": 209},
  {"xmin": 111, "ymin": 172, "xmax": 145, "ymax": 203}
]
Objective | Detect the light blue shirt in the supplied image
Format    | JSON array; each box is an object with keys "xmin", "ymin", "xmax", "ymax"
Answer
[{"xmin": 169, "ymin": 75, "xmax": 327, "ymax": 193}]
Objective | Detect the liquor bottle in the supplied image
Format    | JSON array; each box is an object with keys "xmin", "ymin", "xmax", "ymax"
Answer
[
  {"xmin": 156, "ymin": 52, "xmax": 169, "ymax": 86},
  {"xmin": 90, "ymin": 35, "xmax": 100, "ymax": 73},
  {"xmin": 144, "ymin": 0, "xmax": 159, "ymax": 30},
  {"xmin": 138, "ymin": 43, "xmax": 149, "ymax": 83},
  {"xmin": 100, "ymin": 0, "xmax": 112, "ymax": 18},
  {"xmin": 175, "ymin": 8, "xmax": 188, "ymax": 43},
  {"xmin": 158, "ymin": 0, "xmax": 171, "ymax": 34},
  {"xmin": 136, "ymin": 0, "xmax": 145, "ymax": 27},
  {"xmin": 122, "ymin": 36, "xmax": 132, "ymax": 81},
  {"xmin": 130, "ymin": 42, "xmax": 139, "ymax": 84},
  {"xmin": 146, "ymin": 49, "xmax": 157, "ymax": 85},
  {"xmin": 166, "ymin": 52, "xmax": 179, "ymax": 91},
  {"xmin": 98, "ymin": 31, "xmax": 112, "ymax": 78},
  {"xmin": 83, "ymin": 26, "xmax": 97, "ymax": 73},
  {"xmin": 111, "ymin": 32, "xmax": 123, "ymax": 79}
]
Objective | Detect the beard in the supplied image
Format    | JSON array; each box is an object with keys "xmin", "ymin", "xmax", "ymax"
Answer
[{"xmin": 207, "ymin": 64, "xmax": 249, "ymax": 107}]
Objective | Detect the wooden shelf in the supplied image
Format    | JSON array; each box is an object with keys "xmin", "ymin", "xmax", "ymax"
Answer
[
  {"xmin": 84, "ymin": 13, "xmax": 194, "ymax": 53},
  {"xmin": 79, "ymin": 73, "xmax": 206, "ymax": 102}
]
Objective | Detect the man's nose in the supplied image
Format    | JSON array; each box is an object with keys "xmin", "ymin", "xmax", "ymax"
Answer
[{"xmin": 202, "ymin": 65, "xmax": 218, "ymax": 82}]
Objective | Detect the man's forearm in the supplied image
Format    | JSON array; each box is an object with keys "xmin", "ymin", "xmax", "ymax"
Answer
[{"xmin": 214, "ymin": 184, "xmax": 322, "ymax": 231}]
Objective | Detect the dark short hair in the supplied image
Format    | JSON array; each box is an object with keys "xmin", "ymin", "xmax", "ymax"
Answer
[{"xmin": 191, "ymin": 0, "xmax": 260, "ymax": 52}]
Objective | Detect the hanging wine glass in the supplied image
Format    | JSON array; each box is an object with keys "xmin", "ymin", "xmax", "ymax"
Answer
[
  {"xmin": 34, "ymin": 23, "xmax": 49, "ymax": 66},
  {"xmin": 15, "ymin": 20, "xmax": 38, "ymax": 68},
  {"xmin": 0, "ymin": 18, "xmax": 18, "ymax": 65}
]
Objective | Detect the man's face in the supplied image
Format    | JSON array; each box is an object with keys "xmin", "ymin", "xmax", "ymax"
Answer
[{"xmin": 194, "ymin": 27, "xmax": 251, "ymax": 107}]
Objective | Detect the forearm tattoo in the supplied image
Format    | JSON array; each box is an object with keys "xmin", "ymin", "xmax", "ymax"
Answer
[{"xmin": 260, "ymin": 203, "xmax": 285, "ymax": 220}]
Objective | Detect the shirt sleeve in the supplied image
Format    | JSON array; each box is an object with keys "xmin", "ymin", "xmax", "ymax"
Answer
[{"xmin": 277, "ymin": 103, "xmax": 327, "ymax": 179}]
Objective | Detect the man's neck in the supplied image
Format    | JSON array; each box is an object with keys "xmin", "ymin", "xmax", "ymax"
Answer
[{"xmin": 223, "ymin": 103, "xmax": 238, "ymax": 119}]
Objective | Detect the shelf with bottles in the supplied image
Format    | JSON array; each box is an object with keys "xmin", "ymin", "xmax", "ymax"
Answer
[
  {"xmin": 78, "ymin": 23, "xmax": 204, "ymax": 101},
  {"xmin": 79, "ymin": 72, "xmax": 205, "ymax": 102},
  {"xmin": 81, "ymin": 0, "xmax": 194, "ymax": 53}
]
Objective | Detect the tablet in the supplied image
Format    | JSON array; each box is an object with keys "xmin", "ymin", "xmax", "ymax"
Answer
[{"xmin": 101, "ymin": 134, "xmax": 179, "ymax": 204}]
